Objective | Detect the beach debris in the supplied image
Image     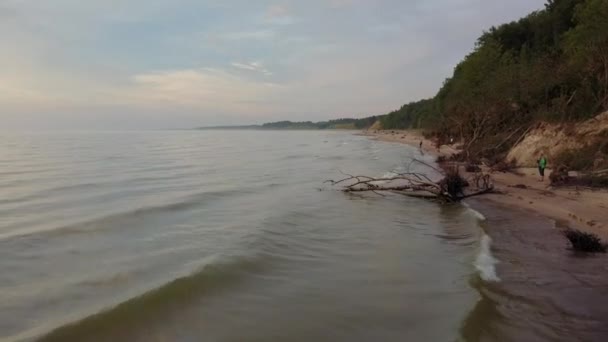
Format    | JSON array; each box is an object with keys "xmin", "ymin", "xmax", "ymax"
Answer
[
  {"xmin": 550, "ymin": 165, "xmax": 571, "ymax": 185},
  {"xmin": 325, "ymin": 160, "xmax": 494, "ymax": 202},
  {"xmin": 440, "ymin": 166, "xmax": 469, "ymax": 198},
  {"xmin": 563, "ymin": 229, "xmax": 607, "ymax": 253},
  {"xmin": 436, "ymin": 155, "xmax": 448, "ymax": 163},
  {"xmin": 539, "ymin": 190, "xmax": 556, "ymax": 197},
  {"xmin": 465, "ymin": 163, "xmax": 482, "ymax": 173},
  {"xmin": 490, "ymin": 158, "xmax": 518, "ymax": 173},
  {"xmin": 450, "ymin": 152, "xmax": 472, "ymax": 163},
  {"xmin": 471, "ymin": 172, "xmax": 491, "ymax": 189},
  {"xmin": 550, "ymin": 164, "xmax": 608, "ymax": 188}
]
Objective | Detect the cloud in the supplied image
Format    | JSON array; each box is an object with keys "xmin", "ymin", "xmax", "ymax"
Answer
[
  {"xmin": 327, "ymin": 0, "xmax": 358, "ymax": 8},
  {"xmin": 265, "ymin": 4, "xmax": 295, "ymax": 25},
  {"xmin": 368, "ymin": 23, "xmax": 403, "ymax": 34},
  {"xmin": 0, "ymin": 2, "xmax": 17, "ymax": 19},
  {"xmin": 127, "ymin": 68, "xmax": 281, "ymax": 113},
  {"xmin": 231, "ymin": 62, "xmax": 273, "ymax": 75},
  {"xmin": 266, "ymin": 5, "xmax": 289, "ymax": 18},
  {"xmin": 221, "ymin": 29, "xmax": 276, "ymax": 41}
]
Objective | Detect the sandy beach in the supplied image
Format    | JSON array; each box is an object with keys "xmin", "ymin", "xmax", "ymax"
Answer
[{"xmin": 365, "ymin": 129, "xmax": 608, "ymax": 239}]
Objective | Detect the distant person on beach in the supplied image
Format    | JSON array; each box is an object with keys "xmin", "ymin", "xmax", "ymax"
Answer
[
  {"xmin": 537, "ymin": 154, "xmax": 547, "ymax": 181},
  {"xmin": 419, "ymin": 140, "xmax": 423, "ymax": 149}
]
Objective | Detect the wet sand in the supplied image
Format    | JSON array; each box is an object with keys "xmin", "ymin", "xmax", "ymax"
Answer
[{"xmin": 464, "ymin": 200, "xmax": 608, "ymax": 342}]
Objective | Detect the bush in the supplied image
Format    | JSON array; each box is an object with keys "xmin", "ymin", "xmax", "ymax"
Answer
[
  {"xmin": 554, "ymin": 148, "xmax": 592, "ymax": 171},
  {"xmin": 563, "ymin": 229, "xmax": 607, "ymax": 253},
  {"xmin": 554, "ymin": 142, "xmax": 607, "ymax": 171}
]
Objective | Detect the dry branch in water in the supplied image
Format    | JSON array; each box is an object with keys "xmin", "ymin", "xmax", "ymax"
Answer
[{"xmin": 325, "ymin": 162, "xmax": 495, "ymax": 202}]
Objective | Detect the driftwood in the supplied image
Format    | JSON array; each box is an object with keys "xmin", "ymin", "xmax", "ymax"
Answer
[
  {"xmin": 592, "ymin": 168, "xmax": 608, "ymax": 176},
  {"xmin": 325, "ymin": 162, "xmax": 495, "ymax": 202},
  {"xmin": 563, "ymin": 229, "xmax": 607, "ymax": 253}
]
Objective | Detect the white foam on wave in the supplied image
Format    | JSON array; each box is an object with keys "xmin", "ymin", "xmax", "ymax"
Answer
[
  {"xmin": 462, "ymin": 202, "xmax": 487, "ymax": 221},
  {"xmin": 475, "ymin": 233, "xmax": 500, "ymax": 282},
  {"xmin": 464, "ymin": 204, "xmax": 499, "ymax": 282},
  {"xmin": 381, "ymin": 171, "xmax": 399, "ymax": 179},
  {"xmin": 470, "ymin": 208, "xmax": 487, "ymax": 221},
  {"xmin": 372, "ymin": 171, "xmax": 399, "ymax": 185}
]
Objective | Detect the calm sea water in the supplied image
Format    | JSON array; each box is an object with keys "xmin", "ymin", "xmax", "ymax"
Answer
[{"xmin": 0, "ymin": 130, "xmax": 490, "ymax": 341}]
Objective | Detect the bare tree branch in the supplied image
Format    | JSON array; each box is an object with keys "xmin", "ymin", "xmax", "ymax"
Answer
[{"xmin": 326, "ymin": 166, "xmax": 495, "ymax": 202}]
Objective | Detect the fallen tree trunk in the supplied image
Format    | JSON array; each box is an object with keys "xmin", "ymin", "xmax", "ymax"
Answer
[{"xmin": 325, "ymin": 165, "xmax": 495, "ymax": 202}]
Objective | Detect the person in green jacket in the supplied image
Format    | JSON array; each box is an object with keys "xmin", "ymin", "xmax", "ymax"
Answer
[{"xmin": 537, "ymin": 154, "xmax": 548, "ymax": 181}]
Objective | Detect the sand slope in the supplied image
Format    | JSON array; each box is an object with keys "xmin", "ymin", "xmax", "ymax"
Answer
[{"xmin": 507, "ymin": 111, "xmax": 608, "ymax": 167}]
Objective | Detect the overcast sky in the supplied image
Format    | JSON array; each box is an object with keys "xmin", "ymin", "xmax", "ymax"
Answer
[{"xmin": 1, "ymin": 0, "xmax": 546, "ymax": 129}]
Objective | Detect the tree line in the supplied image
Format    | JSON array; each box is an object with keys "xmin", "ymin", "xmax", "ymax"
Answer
[
  {"xmin": 375, "ymin": 0, "xmax": 607, "ymax": 159},
  {"xmin": 260, "ymin": 116, "xmax": 381, "ymax": 130}
]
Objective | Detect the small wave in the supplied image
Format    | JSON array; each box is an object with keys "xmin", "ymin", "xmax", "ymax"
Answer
[
  {"xmin": 469, "ymin": 209, "xmax": 486, "ymax": 221},
  {"xmin": 0, "ymin": 188, "xmax": 247, "ymax": 242},
  {"xmin": 463, "ymin": 203, "xmax": 487, "ymax": 221},
  {"xmin": 318, "ymin": 155, "xmax": 345, "ymax": 161},
  {"xmin": 475, "ymin": 234, "xmax": 500, "ymax": 282},
  {"xmin": 369, "ymin": 171, "xmax": 399, "ymax": 186},
  {"xmin": 37, "ymin": 254, "xmax": 269, "ymax": 342},
  {"xmin": 463, "ymin": 203, "xmax": 494, "ymax": 279},
  {"xmin": 79, "ymin": 271, "xmax": 134, "ymax": 288},
  {"xmin": 284, "ymin": 154, "xmax": 307, "ymax": 160},
  {"xmin": 380, "ymin": 171, "xmax": 399, "ymax": 179}
]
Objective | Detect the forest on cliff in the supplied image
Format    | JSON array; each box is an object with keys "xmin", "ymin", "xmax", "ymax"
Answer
[{"xmin": 378, "ymin": 0, "xmax": 607, "ymax": 162}]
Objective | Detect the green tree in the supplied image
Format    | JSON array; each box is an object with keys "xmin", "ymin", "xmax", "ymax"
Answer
[{"xmin": 565, "ymin": 0, "xmax": 608, "ymax": 114}]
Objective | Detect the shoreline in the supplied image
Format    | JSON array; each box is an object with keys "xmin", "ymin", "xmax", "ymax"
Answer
[
  {"xmin": 363, "ymin": 129, "xmax": 608, "ymax": 340},
  {"xmin": 462, "ymin": 199, "xmax": 608, "ymax": 341},
  {"xmin": 364, "ymin": 129, "xmax": 608, "ymax": 239}
]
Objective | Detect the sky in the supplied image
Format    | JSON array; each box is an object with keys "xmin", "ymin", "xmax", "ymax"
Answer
[{"xmin": 0, "ymin": 0, "xmax": 547, "ymax": 129}]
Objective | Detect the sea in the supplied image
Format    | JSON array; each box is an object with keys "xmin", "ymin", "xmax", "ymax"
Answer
[{"xmin": 0, "ymin": 130, "xmax": 499, "ymax": 341}]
